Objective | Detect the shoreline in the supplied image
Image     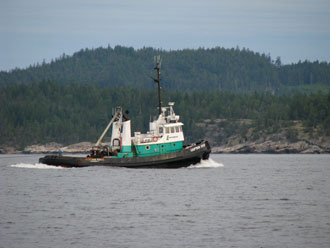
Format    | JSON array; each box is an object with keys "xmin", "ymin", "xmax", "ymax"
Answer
[{"xmin": 1, "ymin": 141, "xmax": 329, "ymax": 155}]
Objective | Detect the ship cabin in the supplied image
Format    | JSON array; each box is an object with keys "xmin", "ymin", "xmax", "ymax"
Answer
[
  {"xmin": 107, "ymin": 102, "xmax": 184, "ymax": 158},
  {"xmin": 132, "ymin": 102, "xmax": 184, "ymax": 157}
]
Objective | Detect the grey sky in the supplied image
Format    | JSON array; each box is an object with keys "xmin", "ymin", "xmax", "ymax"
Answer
[{"xmin": 1, "ymin": 0, "xmax": 330, "ymax": 71}]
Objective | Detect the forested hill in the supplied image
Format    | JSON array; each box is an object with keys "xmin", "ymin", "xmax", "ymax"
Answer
[
  {"xmin": 1, "ymin": 81, "xmax": 329, "ymax": 149},
  {"xmin": 1, "ymin": 46, "xmax": 330, "ymax": 94}
]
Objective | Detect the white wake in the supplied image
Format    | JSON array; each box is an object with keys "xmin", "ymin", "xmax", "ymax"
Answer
[
  {"xmin": 10, "ymin": 163, "xmax": 63, "ymax": 169},
  {"xmin": 188, "ymin": 158, "xmax": 224, "ymax": 168}
]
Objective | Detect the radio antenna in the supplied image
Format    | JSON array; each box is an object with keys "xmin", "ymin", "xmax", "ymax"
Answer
[{"xmin": 151, "ymin": 55, "xmax": 162, "ymax": 115}]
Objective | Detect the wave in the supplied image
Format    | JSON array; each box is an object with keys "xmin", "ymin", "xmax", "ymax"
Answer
[
  {"xmin": 188, "ymin": 158, "xmax": 224, "ymax": 168},
  {"xmin": 9, "ymin": 163, "xmax": 64, "ymax": 169},
  {"xmin": 9, "ymin": 159, "xmax": 223, "ymax": 170}
]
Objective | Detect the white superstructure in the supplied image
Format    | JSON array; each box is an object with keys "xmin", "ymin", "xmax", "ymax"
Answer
[{"xmin": 132, "ymin": 102, "xmax": 184, "ymax": 145}]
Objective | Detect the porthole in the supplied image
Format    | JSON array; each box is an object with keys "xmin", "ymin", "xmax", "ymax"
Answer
[{"xmin": 146, "ymin": 145, "xmax": 150, "ymax": 150}]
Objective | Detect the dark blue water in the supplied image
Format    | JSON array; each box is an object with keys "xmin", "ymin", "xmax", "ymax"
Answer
[{"xmin": 1, "ymin": 154, "xmax": 329, "ymax": 248}]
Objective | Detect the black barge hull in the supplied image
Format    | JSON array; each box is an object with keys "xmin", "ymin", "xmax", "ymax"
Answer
[{"xmin": 39, "ymin": 141, "xmax": 211, "ymax": 169}]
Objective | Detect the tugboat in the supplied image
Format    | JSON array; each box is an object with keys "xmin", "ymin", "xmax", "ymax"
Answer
[{"xmin": 39, "ymin": 57, "xmax": 211, "ymax": 168}]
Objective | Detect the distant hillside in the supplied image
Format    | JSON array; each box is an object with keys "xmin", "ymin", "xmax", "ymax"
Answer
[
  {"xmin": 201, "ymin": 119, "xmax": 330, "ymax": 154},
  {"xmin": 1, "ymin": 46, "xmax": 330, "ymax": 94},
  {"xmin": 0, "ymin": 81, "xmax": 329, "ymax": 149}
]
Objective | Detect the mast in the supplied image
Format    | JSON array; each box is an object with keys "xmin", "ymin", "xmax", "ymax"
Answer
[
  {"xmin": 152, "ymin": 55, "xmax": 162, "ymax": 115},
  {"xmin": 94, "ymin": 107, "xmax": 122, "ymax": 147}
]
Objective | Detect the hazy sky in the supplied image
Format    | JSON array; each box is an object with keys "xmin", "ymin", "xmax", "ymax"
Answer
[{"xmin": 1, "ymin": 0, "xmax": 330, "ymax": 71}]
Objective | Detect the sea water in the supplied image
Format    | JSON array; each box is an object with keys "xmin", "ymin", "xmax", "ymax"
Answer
[{"xmin": 0, "ymin": 154, "xmax": 329, "ymax": 248}]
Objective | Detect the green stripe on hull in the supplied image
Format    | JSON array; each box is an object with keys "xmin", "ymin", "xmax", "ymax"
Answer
[
  {"xmin": 114, "ymin": 145, "xmax": 134, "ymax": 158},
  {"xmin": 121, "ymin": 145, "xmax": 132, "ymax": 153},
  {"xmin": 116, "ymin": 152, "xmax": 134, "ymax": 158},
  {"xmin": 135, "ymin": 141, "xmax": 183, "ymax": 157}
]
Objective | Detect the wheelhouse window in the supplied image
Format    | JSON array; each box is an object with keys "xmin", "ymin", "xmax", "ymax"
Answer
[
  {"xmin": 159, "ymin": 127, "xmax": 164, "ymax": 134},
  {"xmin": 175, "ymin": 126, "xmax": 180, "ymax": 132},
  {"xmin": 171, "ymin": 127, "xmax": 175, "ymax": 133},
  {"xmin": 165, "ymin": 127, "xmax": 170, "ymax": 134}
]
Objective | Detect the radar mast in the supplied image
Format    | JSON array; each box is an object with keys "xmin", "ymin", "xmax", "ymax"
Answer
[{"xmin": 151, "ymin": 55, "xmax": 162, "ymax": 115}]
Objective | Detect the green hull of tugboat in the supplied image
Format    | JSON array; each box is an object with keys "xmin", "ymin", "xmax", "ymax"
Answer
[{"xmin": 39, "ymin": 141, "xmax": 211, "ymax": 168}]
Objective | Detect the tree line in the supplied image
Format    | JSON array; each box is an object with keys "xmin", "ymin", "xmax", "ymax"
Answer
[
  {"xmin": 1, "ymin": 46, "xmax": 329, "ymax": 94},
  {"xmin": 1, "ymin": 81, "xmax": 329, "ymax": 148}
]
